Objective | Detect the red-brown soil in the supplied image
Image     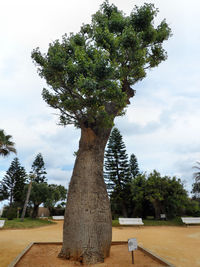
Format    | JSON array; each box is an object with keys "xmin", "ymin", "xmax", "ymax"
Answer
[{"xmin": 15, "ymin": 243, "xmax": 166, "ymax": 267}]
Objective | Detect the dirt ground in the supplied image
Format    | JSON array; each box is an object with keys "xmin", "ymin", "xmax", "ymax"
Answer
[
  {"xmin": 0, "ymin": 221, "xmax": 200, "ymax": 267},
  {"xmin": 16, "ymin": 243, "xmax": 166, "ymax": 267}
]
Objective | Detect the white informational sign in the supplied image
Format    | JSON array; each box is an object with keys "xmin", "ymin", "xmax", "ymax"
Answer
[{"xmin": 128, "ymin": 238, "xmax": 137, "ymax": 252}]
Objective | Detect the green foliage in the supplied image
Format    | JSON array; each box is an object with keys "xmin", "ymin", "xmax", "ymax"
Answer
[
  {"xmin": 0, "ymin": 158, "xmax": 27, "ymax": 205},
  {"xmin": 28, "ymin": 182, "xmax": 50, "ymax": 205},
  {"xmin": 6, "ymin": 206, "xmax": 17, "ymax": 220},
  {"xmin": 112, "ymin": 219, "xmax": 120, "ymax": 227},
  {"xmin": 44, "ymin": 184, "xmax": 67, "ymax": 210},
  {"xmin": 164, "ymin": 176, "xmax": 189, "ymax": 218},
  {"xmin": 104, "ymin": 128, "xmax": 130, "ymax": 190},
  {"xmin": 129, "ymin": 154, "xmax": 140, "ymax": 179},
  {"xmin": 23, "ymin": 182, "xmax": 67, "ymax": 218},
  {"xmin": 0, "ymin": 182, "xmax": 9, "ymax": 201},
  {"xmin": 104, "ymin": 127, "xmax": 131, "ymax": 217},
  {"xmin": 31, "ymin": 153, "xmax": 47, "ymax": 183},
  {"xmin": 131, "ymin": 173, "xmax": 151, "ymax": 217},
  {"xmin": 24, "ymin": 182, "xmax": 50, "ymax": 218},
  {"xmin": 131, "ymin": 170, "xmax": 190, "ymax": 219},
  {"xmin": 192, "ymin": 182, "xmax": 200, "ymax": 200},
  {"xmin": 32, "ymin": 1, "xmax": 171, "ymax": 131},
  {"xmin": 185, "ymin": 199, "xmax": 200, "ymax": 217},
  {"xmin": 146, "ymin": 171, "xmax": 189, "ymax": 219},
  {"xmin": 0, "ymin": 129, "xmax": 16, "ymax": 157},
  {"xmin": 146, "ymin": 170, "xmax": 166, "ymax": 203}
]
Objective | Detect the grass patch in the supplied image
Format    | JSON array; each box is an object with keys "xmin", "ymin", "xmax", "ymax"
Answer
[
  {"xmin": 143, "ymin": 217, "xmax": 184, "ymax": 226},
  {"xmin": 112, "ymin": 217, "xmax": 184, "ymax": 227},
  {"xmin": 112, "ymin": 219, "xmax": 120, "ymax": 227},
  {"xmin": 0, "ymin": 218, "xmax": 55, "ymax": 229}
]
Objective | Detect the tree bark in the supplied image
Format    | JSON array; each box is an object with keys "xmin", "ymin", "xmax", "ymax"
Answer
[
  {"xmin": 21, "ymin": 180, "xmax": 32, "ymax": 222},
  {"xmin": 59, "ymin": 127, "xmax": 112, "ymax": 264},
  {"xmin": 152, "ymin": 200, "xmax": 161, "ymax": 220},
  {"xmin": 32, "ymin": 204, "xmax": 39, "ymax": 218}
]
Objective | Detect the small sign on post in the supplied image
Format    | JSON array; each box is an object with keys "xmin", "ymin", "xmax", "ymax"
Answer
[{"xmin": 128, "ymin": 238, "xmax": 137, "ymax": 264}]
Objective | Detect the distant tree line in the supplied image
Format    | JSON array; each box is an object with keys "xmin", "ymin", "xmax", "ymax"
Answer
[
  {"xmin": 1, "ymin": 127, "xmax": 200, "ymax": 221},
  {"xmin": 104, "ymin": 128, "xmax": 200, "ymax": 219},
  {"xmin": 0, "ymin": 150, "xmax": 67, "ymax": 220}
]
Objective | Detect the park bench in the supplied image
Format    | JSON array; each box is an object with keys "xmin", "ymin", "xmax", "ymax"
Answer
[
  {"xmin": 119, "ymin": 218, "xmax": 144, "ymax": 226},
  {"xmin": 52, "ymin": 216, "xmax": 64, "ymax": 220},
  {"xmin": 181, "ymin": 217, "xmax": 200, "ymax": 225},
  {"xmin": 160, "ymin": 214, "xmax": 166, "ymax": 220},
  {"xmin": 0, "ymin": 220, "xmax": 5, "ymax": 228}
]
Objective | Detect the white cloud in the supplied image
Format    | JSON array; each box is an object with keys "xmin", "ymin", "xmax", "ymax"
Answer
[{"xmin": 46, "ymin": 168, "xmax": 72, "ymax": 188}]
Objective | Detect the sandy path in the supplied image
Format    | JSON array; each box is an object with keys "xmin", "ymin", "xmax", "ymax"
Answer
[
  {"xmin": 0, "ymin": 222, "xmax": 63, "ymax": 267},
  {"xmin": 0, "ymin": 222, "xmax": 200, "ymax": 267},
  {"xmin": 113, "ymin": 226, "xmax": 200, "ymax": 266}
]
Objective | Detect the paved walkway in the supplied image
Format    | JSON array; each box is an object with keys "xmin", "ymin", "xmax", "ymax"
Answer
[{"xmin": 0, "ymin": 222, "xmax": 200, "ymax": 266}]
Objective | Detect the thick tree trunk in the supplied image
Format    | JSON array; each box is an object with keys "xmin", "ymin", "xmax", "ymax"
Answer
[
  {"xmin": 59, "ymin": 127, "xmax": 112, "ymax": 264},
  {"xmin": 32, "ymin": 204, "xmax": 39, "ymax": 218},
  {"xmin": 152, "ymin": 200, "xmax": 161, "ymax": 220}
]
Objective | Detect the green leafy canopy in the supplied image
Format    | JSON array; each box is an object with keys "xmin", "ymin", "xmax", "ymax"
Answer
[{"xmin": 32, "ymin": 1, "xmax": 171, "ymax": 130}]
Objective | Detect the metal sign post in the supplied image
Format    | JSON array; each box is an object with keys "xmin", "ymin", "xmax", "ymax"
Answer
[
  {"xmin": 128, "ymin": 238, "xmax": 137, "ymax": 264},
  {"xmin": 132, "ymin": 251, "xmax": 134, "ymax": 264}
]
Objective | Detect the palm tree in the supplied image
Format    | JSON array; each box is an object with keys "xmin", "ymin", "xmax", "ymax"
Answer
[
  {"xmin": 192, "ymin": 162, "xmax": 200, "ymax": 199},
  {"xmin": 193, "ymin": 161, "xmax": 200, "ymax": 181},
  {"xmin": 0, "ymin": 129, "xmax": 17, "ymax": 157}
]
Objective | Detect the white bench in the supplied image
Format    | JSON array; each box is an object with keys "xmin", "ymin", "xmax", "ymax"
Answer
[
  {"xmin": 0, "ymin": 220, "xmax": 5, "ymax": 228},
  {"xmin": 119, "ymin": 218, "xmax": 144, "ymax": 226},
  {"xmin": 52, "ymin": 216, "xmax": 64, "ymax": 220},
  {"xmin": 160, "ymin": 214, "xmax": 166, "ymax": 220},
  {"xmin": 181, "ymin": 217, "xmax": 200, "ymax": 225}
]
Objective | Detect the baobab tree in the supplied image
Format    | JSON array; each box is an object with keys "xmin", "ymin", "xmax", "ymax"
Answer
[{"xmin": 32, "ymin": 1, "xmax": 171, "ymax": 264}]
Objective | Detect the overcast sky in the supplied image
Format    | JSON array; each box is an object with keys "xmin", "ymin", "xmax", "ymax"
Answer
[{"xmin": 1, "ymin": 0, "xmax": 200, "ymax": 201}]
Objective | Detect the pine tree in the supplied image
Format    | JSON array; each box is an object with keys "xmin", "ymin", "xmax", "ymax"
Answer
[
  {"xmin": 0, "ymin": 157, "xmax": 27, "ymax": 205},
  {"xmin": 129, "ymin": 154, "xmax": 139, "ymax": 179},
  {"xmin": 31, "ymin": 153, "xmax": 47, "ymax": 183},
  {"xmin": 104, "ymin": 128, "xmax": 131, "ymax": 217},
  {"xmin": 29, "ymin": 153, "xmax": 47, "ymax": 217}
]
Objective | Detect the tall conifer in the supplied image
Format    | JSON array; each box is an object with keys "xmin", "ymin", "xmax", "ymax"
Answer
[
  {"xmin": 104, "ymin": 128, "xmax": 131, "ymax": 217},
  {"xmin": 31, "ymin": 153, "xmax": 47, "ymax": 183},
  {"xmin": 1, "ymin": 157, "xmax": 27, "ymax": 205},
  {"xmin": 129, "ymin": 154, "xmax": 139, "ymax": 179}
]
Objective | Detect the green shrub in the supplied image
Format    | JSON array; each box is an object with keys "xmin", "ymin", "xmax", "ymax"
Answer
[
  {"xmin": 185, "ymin": 200, "xmax": 200, "ymax": 216},
  {"xmin": 7, "ymin": 207, "xmax": 17, "ymax": 220}
]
